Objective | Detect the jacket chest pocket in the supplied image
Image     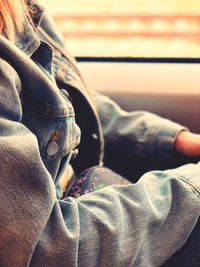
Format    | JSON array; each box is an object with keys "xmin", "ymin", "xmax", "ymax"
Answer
[{"xmin": 22, "ymin": 89, "xmax": 81, "ymax": 160}]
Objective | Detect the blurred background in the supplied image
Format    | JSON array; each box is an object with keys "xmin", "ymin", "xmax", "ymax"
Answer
[{"xmin": 40, "ymin": 0, "xmax": 200, "ymax": 58}]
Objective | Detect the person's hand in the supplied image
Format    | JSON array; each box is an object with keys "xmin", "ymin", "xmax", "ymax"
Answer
[{"xmin": 175, "ymin": 131, "xmax": 200, "ymax": 157}]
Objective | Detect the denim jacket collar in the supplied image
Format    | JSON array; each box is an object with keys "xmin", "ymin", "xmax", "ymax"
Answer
[
  {"xmin": 28, "ymin": 1, "xmax": 45, "ymax": 29},
  {"xmin": 13, "ymin": 1, "xmax": 45, "ymax": 57}
]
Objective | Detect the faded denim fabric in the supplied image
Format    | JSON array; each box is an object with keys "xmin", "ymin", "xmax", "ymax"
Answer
[{"xmin": 0, "ymin": 2, "xmax": 199, "ymax": 267}]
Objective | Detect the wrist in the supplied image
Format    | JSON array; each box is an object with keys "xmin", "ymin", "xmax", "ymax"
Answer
[{"xmin": 175, "ymin": 130, "xmax": 200, "ymax": 157}]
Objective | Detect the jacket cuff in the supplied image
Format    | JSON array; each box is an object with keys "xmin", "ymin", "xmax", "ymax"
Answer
[
  {"xmin": 166, "ymin": 163, "xmax": 200, "ymax": 194},
  {"xmin": 153, "ymin": 119, "xmax": 188, "ymax": 158}
]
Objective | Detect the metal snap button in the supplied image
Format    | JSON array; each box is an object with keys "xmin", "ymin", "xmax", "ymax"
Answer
[
  {"xmin": 32, "ymin": 6, "xmax": 39, "ymax": 15},
  {"xmin": 47, "ymin": 142, "xmax": 59, "ymax": 156},
  {"xmin": 71, "ymin": 148, "xmax": 79, "ymax": 159},
  {"xmin": 61, "ymin": 89, "xmax": 69, "ymax": 99},
  {"xmin": 92, "ymin": 133, "xmax": 98, "ymax": 140}
]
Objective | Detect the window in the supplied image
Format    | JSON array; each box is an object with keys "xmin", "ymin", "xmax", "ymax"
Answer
[{"xmin": 40, "ymin": 0, "xmax": 200, "ymax": 58}]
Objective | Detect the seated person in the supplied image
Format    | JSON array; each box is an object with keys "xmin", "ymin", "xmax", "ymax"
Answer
[{"xmin": 0, "ymin": 0, "xmax": 199, "ymax": 266}]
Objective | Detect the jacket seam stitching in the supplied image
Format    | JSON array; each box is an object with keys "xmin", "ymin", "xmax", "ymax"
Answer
[{"xmin": 179, "ymin": 177, "xmax": 200, "ymax": 196}]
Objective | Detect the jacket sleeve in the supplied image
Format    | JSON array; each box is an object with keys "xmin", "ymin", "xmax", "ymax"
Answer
[
  {"xmin": 32, "ymin": 164, "xmax": 200, "ymax": 267},
  {"xmin": 91, "ymin": 91, "xmax": 189, "ymax": 179},
  {"xmin": 0, "ymin": 59, "xmax": 200, "ymax": 267}
]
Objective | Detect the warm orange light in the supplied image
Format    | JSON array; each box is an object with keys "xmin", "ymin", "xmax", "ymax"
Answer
[{"xmin": 41, "ymin": 0, "xmax": 200, "ymax": 57}]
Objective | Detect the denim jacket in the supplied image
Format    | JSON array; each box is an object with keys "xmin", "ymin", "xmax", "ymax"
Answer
[{"xmin": 0, "ymin": 2, "xmax": 200, "ymax": 266}]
